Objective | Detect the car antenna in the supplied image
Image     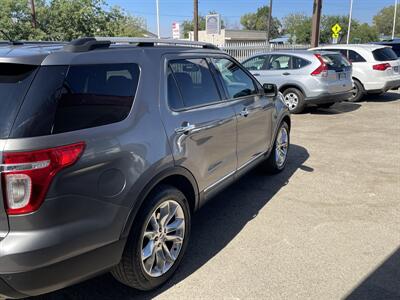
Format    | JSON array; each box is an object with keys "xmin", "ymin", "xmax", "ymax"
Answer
[{"xmin": 0, "ymin": 30, "xmax": 23, "ymax": 45}]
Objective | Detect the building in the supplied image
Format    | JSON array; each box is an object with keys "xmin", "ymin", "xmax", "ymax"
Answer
[{"xmin": 189, "ymin": 29, "xmax": 267, "ymax": 46}]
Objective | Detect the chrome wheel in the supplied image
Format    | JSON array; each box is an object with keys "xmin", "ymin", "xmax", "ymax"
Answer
[
  {"xmin": 275, "ymin": 126, "xmax": 289, "ymax": 168},
  {"xmin": 141, "ymin": 200, "xmax": 185, "ymax": 277},
  {"xmin": 284, "ymin": 93, "xmax": 299, "ymax": 110}
]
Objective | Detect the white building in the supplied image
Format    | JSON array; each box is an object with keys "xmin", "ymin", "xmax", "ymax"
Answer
[{"xmin": 188, "ymin": 29, "xmax": 268, "ymax": 46}]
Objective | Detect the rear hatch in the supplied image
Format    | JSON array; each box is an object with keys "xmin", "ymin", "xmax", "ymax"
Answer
[
  {"xmin": 320, "ymin": 52, "xmax": 353, "ymax": 93},
  {"xmin": 372, "ymin": 47, "xmax": 400, "ymax": 76},
  {"xmin": 0, "ymin": 63, "xmax": 39, "ymax": 239}
]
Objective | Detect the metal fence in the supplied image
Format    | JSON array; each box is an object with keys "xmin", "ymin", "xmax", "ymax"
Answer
[{"xmin": 219, "ymin": 41, "xmax": 310, "ymax": 62}]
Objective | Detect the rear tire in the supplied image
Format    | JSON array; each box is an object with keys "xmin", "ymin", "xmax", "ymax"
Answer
[
  {"xmin": 282, "ymin": 88, "xmax": 306, "ymax": 114},
  {"xmin": 263, "ymin": 122, "xmax": 290, "ymax": 174},
  {"xmin": 348, "ymin": 79, "xmax": 364, "ymax": 102},
  {"xmin": 112, "ymin": 185, "xmax": 191, "ymax": 291}
]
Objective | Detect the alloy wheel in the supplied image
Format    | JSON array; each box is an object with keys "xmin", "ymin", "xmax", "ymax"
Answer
[
  {"xmin": 141, "ymin": 200, "xmax": 185, "ymax": 277},
  {"xmin": 284, "ymin": 93, "xmax": 299, "ymax": 110},
  {"xmin": 275, "ymin": 126, "xmax": 289, "ymax": 168}
]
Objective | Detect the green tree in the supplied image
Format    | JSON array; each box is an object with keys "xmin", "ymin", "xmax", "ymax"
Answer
[
  {"xmin": 0, "ymin": 0, "xmax": 145, "ymax": 41},
  {"xmin": 373, "ymin": 4, "xmax": 400, "ymax": 36},
  {"xmin": 240, "ymin": 6, "xmax": 281, "ymax": 39},
  {"xmin": 283, "ymin": 13, "xmax": 312, "ymax": 44}
]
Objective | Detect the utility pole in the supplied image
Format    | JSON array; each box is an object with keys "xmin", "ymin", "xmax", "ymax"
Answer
[
  {"xmin": 266, "ymin": 0, "xmax": 273, "ymax": 43},
  {"xmin": 346, "ymin": 0, "xmax": 353, "ymax": 44},
  {"xmin": 156, "ymin": 0, "xmax": 160, "ymax": 38},
  {"xmin": 193, "ymin": 0, "xmax": 199, "ymax": 41},
  {"xmin": 392, "ymin": 0, "xmax": 398, "ymax": 39},
  {"xmin": 311, "ymin": 0, "xmax": 322, "ymax": 47},
  {"xmin": 30, "ymin": 0, "xmax": 37, "ymax": 29}
]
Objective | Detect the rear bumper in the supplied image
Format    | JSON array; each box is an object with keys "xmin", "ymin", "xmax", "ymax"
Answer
[
  {"xmin": 0, "ymin": 239, "xmax": 125, "ymax": 299},
  {"xmin": 364, "ymin": 78, "xmax": 400, "ymax": 92},
  {"xmin": 305, "ymin": 90, "xmax": 353, "ymax": 105}
]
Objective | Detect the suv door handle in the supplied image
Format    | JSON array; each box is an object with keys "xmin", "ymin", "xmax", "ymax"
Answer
[
  {"xmin": 282, "ymin": 72, "xmax": 291, "ymax": 76},
  {"xmin": 175, "ymin": 123, "xmax": 195, "ymax": 134},
  {"xmin": 253, "ymin": 73, "xmax": 260, "ymax": 76},
  {"xmin": 240, "ymin": 108, "xmax": 249, "ymax": 117}
]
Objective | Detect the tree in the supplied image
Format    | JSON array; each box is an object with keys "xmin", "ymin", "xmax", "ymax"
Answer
[
  {"xmin": 373, "ymin": 4, "xmax": 400, "ymax": 36},
  {"xmin": 283, "ymin": 13, "xmax": 312, "ymax": 44},
  {"xmin": 182, "ymin": 11, "xmax": 225, "ymax": 39},
  {"xmin": 240, "ymin": 6, "xmax": 281, "ymax": 39},
  {"xmin": 0, "ymin": 0, "xmax": 146, "ymax": 41}
]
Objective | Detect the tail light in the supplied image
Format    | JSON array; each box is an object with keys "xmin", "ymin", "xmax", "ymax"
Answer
[
  {"xmin": 2, "ymin": 142, "xmax": 85, "ymax": 215},
  {"xmin": 311, "ymin": 54, "xmax": 328, "ymax": 77},
  {"xmin": 372, "ymin": 63, "xmax": 391, "ymax": 71}
]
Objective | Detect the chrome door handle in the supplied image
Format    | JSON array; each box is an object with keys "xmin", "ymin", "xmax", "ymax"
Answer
[
  {"xmin": 175, "ymin": 123, "xmax": 195, "ymax": 134},
  {"xmin": 240, "ymin": 108, "xmax": 249, "ymax": 117}
]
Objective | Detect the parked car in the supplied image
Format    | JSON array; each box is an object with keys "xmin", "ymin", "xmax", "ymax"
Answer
[
  {"xmin": 242, "ymin": 51, "xmax": 353, "ymax": 113},
  {"xmin": 310, "ymin": 44, "xmax": 400, "ymax": 102},
  {"xmin": 0, "ymin": 37, "xmax": 290, "ymax": 299},
  {"xmin": 371, "ymin": 39, "xmax": 400, "ymax": 57}
]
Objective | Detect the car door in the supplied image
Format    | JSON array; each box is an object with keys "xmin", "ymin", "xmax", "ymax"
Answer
[
  {"xmin": 211, "ymin": 56, "xmax": 273, "ymax": 169},
  {"xmin": 242, "ymin": 54, "xmax": 269, "ymax": 82},
  {"xmin": 160, "ymin": 56, "xmax": 238, "ymax": 195},
  {"xmin": 255, "ymin": 54, "xmax": 294, "ymax": 89}
]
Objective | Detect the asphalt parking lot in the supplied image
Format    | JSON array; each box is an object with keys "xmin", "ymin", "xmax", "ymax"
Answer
[{"xmin": 34, "ymin": 92, "xmax": 400, "ymax": 300}]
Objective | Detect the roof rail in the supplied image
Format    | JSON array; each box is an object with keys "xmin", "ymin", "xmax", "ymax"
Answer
[
  {"xmin": 95, "ymin": 37, "xmax": 219, "ymax": 50},
  {"xmin": 63, "ymin": 37, "xmax": 111, "ymax": 52}
]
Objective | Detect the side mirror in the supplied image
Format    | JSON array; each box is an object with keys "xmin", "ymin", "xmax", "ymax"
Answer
[{"xmin": 263, "ymin": 83, "xmax": 278, "ymax": 97}]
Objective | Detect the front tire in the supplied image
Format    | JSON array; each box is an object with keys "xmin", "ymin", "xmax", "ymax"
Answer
[
  {"xmin": 263, "ymin": 122, "xmax": 290, "ymax": 174},
  {"xmin": 282, "ymin": 88, "xmax": 306, "ymax": 114},
  {"xmin": 112, "ymin": 185, "xmax": 191, "ymax": 291}
]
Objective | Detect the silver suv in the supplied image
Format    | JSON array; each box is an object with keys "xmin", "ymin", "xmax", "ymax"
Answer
[
  {"xmin": 0, "ymin": 38, "xmax": 290, "ymax": 298},
  {"xmin": 242, "ymin": 50, "xmax": 353, "ymax": 113}
]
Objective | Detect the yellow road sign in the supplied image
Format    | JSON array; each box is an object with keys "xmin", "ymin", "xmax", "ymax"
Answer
[
  {"xmin": 332, "ymin": 33, "xmax": 339, "ymax": 38},
  {"xmin": 332, "ymin": 23, "xmax": 342, "ymax": 34}
]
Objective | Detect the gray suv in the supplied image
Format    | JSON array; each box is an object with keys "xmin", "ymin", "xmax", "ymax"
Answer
[
  {"xmin": 242, "ymin": 51, "xmax": 353, "ymax": 113},
  {"xmin": 0, "ymin": 37, "xmax": 290, "ymax": 299}
]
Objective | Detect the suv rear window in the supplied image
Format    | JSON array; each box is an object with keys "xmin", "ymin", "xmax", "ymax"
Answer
[
  {"xmin": 0, "ymin": 64, "xmax": 38, "ymax": 138},
  {"xmin": 373, "ymin": 47, "xmax": 398, "ymax": 61},
  {"xmin": 10, "ymin": 63, "xmax": 140, "ymax": 138}
]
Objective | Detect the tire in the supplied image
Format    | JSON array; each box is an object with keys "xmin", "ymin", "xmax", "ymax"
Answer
[
  {"xmin": 318, "ymin": 102, "xmax": 335, "ymax": 109},
  {"xmin": 263, "ymin": 122, "xmax": 290, "ymax": 174},
  {"xmin": 112, "ymin": 184, "xmax": 191, "ymax": 291},
  {"xmin": 348, "ymin": 79, "xmax": 364, "ymax": 102},
  {"xmin": 282, "ymin": 88, "xmax": 306, "ymax": 114}
]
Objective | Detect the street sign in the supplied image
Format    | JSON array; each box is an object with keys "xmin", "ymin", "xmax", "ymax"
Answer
[
  {"xmin": 332, "ymin": 33, "xmax": 339, "ymax": 38},
  {"xmin": 332, "ymin": 23, "xmax": 342, "ymax": 34},
  {"xmin": 206, "ymin": 14, "xmax": 221, "ymax": 35},
  {"xmin": 172, "ymin": 22, "xmax": 183, "ymax": 39}
]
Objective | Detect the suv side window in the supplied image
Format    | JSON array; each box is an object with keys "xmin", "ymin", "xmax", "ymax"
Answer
[
  {"xmin": 348, "ymin": 50, "xmax": 366, "ymax": 62},
  {"xmin": 242, "ymin": 55, "xmax": 268, "ymax": 70},
  {"xmin": 268, "ymin": 55, "xmax": 292, "ymax": 70},
  {"xmin": 11, "ymin": 63, "xmax": 140, "ymax": 138},
  {"xmin": 169, "ymin": 58, "xmax": 221, "ymax": 108},
  {"xmin": 212, "ymin": 57, "xmax": 258, "ymax": 99},
  {"xmin": 292, "ymin": 56, "xmax": 310, "ymax": 69}
]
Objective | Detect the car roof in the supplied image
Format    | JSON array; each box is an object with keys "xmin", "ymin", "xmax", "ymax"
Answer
[
  {"xmin": 0, "ymin": 38, "xmax": 223, "ymax": 66},
  {"xmin": 313, "ymin": 44, "xmax": 388, "ymax": 50}
]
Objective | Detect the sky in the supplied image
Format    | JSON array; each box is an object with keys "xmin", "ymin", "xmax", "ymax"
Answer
[{"xmin": 106, "ymin": 0, "xmax": 396, "ymax": 37}]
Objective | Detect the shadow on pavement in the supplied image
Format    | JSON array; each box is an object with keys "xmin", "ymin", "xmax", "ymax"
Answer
[
  {"xmin": 364, "ymin": 91, "xmax": 400, "ymax": 103},
  {"xmin": 32, "ymin": 144, "xmax": 309, "ymax": 300},
  {"xmin": 307, "ymin": 102, "xmax": 361, "ymax": 115},
  {"xmin": 345, "ymin": 247, "xmax": 400, "ymax": 300}
]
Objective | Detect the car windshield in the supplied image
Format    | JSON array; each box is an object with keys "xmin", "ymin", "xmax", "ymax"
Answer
[
  {"xmin": 0, "ymin": 64, "xmax": 38, "ymax": 138},
  {"xmin": 373, "ymin": 47, "xmax": 398, "ymax": 61}
]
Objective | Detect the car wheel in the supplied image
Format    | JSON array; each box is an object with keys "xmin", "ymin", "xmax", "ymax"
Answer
[
  {"xmin": 282, "ymin": 88, "xmax": 305, "ymax": 114},
  {"xmin": 112, "ymin": 184, "xmax": 191, "ymax": 291},
  {"xmin": 263, "ymin": 122, "xmax": 290, "ymax": 174},
  {"xmin": 348, "ymin": 79, "xmax": 364, "ymax": 102},
  {"xmin": 318, "ymin": 102, "xmax": 335, "ymax": 109}
]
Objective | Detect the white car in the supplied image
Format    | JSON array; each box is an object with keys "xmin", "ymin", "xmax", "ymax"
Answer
[{"xmin": 310, "ymin": 44, "xmax": 400, "ymax": 102}]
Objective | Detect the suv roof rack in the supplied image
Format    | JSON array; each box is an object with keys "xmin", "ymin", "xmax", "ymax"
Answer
[
  {"xmin": 96, "ymin": 37, "xmax": 220, "ymax": 50},
  {"xmin": 62, "ymin": 37, "xmax": 219, "ymax": 53}
]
